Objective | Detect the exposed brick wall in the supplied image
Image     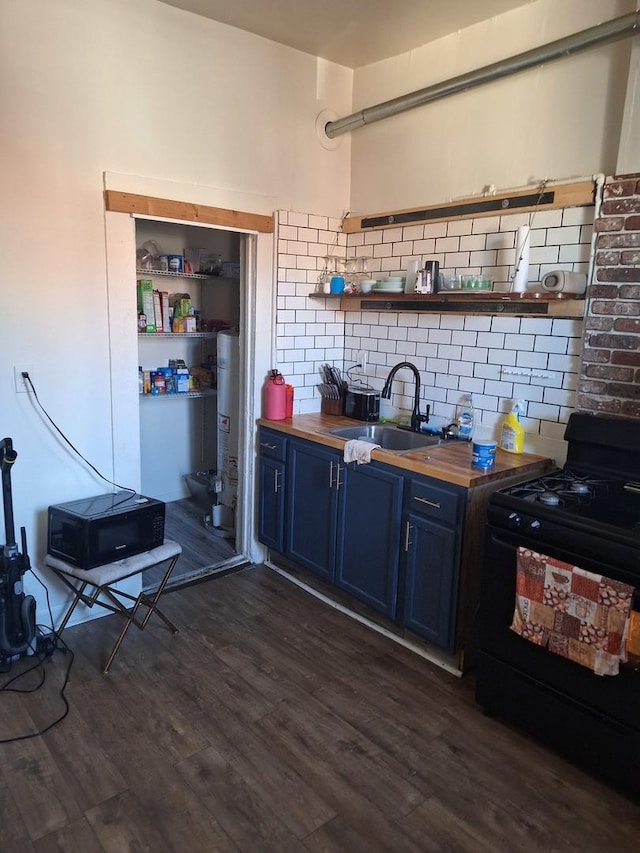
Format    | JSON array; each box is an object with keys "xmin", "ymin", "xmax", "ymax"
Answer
[{"xmin": 578, "ymin": 175, "xmax": 640, "ymax": 419}]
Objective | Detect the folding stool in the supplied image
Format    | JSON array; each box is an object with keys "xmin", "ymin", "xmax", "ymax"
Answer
[{"xmin": 45, "ymin": 540, "xmax": 182, "ymax": 673}]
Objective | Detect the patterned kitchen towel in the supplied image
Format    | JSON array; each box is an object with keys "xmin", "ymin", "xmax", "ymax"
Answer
[
  {"xmin": 343, "ymin": 439, "xmax": 380, "ymax": 464},
  {"xmin": 510, "ymin": 547, "xmax": 634, "ymax": 676}
]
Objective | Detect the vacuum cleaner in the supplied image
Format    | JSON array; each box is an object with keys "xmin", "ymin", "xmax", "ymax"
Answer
[{"xmin": 0, "ymin": 437, "xmax": 36, "ymax": 664}]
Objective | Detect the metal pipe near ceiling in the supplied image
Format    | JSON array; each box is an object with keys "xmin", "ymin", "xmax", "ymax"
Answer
[{"xmin": 325, "ymin": 12, "xmax": 640, "ymax": 139}]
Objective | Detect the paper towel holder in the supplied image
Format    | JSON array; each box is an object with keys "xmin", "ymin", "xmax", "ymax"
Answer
[{"xmin": 541, "ymin": 270, "xmax": 587, "ymax": 294}]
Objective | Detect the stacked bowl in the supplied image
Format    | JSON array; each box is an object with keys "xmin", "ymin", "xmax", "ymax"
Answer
[{"xmin": 373, "ymin": 276, "xmax": 405, "ymax": 293}]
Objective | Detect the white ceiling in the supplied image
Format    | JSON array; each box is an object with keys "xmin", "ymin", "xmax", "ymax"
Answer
[{"xmin": 159, "ymin": 0, "xmax": 539, "ymax": 68}]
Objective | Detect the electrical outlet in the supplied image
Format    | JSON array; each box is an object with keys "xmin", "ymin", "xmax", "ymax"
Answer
[
  {"xmin": 14, "ymin": 365, "xmax": 33, "ymax": 394},
  {"xmin": 354, "ymin": 350, "xmax": 367, "ymax": 374}
]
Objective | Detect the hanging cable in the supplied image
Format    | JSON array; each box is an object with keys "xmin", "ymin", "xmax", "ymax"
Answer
[{"xmin": 23, "ymin": 373, "xmax": 135, "ymax": 504}]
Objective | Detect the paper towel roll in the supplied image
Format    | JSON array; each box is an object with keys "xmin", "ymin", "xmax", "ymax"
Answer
[{"xmin": 511, "ymin": 225, "xmax": 530, "ymax": 293}]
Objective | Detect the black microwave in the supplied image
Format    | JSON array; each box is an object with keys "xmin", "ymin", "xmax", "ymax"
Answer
[{"xmin": 47, "ymin": 492, "xmax": 165, "ymax": 570}]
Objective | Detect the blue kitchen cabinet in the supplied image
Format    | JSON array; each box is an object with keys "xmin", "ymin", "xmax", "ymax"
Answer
[
  {"xmin": 335, "ymin": 461, "xmax": 404, "ymax": 619},
  {"xmin": 285, "ymin": 438, "xmax": 340, "ymax": 581},
  {"xmin": 284, "ymin": 438, "xmax": 403, "ymax": 617},
  {"xmin": 257, "ymin": 428, "xmax": 287, "ymax": 552},
  {"xmin": 401, "ymin": 475, "xmax": 464, "ymax": 652}
]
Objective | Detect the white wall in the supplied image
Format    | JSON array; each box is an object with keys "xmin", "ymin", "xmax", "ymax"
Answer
[
  {"xmin": 349, "ymin": 0, "xmax": 635, "ymax": 213},
  {"xmin": 1, "ymin": 0, "xmax": 351, "ymax": 625}
]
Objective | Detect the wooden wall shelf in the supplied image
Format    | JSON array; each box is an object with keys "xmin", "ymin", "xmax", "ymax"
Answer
[{"xmin": 309, "ymin": 292, "xmax": 585, "ymax": 318}]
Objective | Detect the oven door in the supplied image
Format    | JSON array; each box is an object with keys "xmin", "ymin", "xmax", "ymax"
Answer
[{"xmin": 478, "ymin": 523, "xmax": 640, "ymax": 731}]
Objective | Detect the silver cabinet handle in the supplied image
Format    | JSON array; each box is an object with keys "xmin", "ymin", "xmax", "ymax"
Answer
[
  {"xmin": 336, "ymin": 464, "xmax": 344, "ymax": 491},
  {"xmin": 329, "ymin": 460, "xmax": 336, "ymax": 488},
  {"xmin": 274, "ymin": 469, "xmax": 280, "ymax": 493},
  {"xmin": 414, "ymin": 496, "xmax": 441, "ymax": 509},
  {"xmin": 404, "ymin": 521, "xmax": 412, "ymax": 552},
  {"xmin": 260, "ymin": 442, "xmax": 277, "ymax": 450}
]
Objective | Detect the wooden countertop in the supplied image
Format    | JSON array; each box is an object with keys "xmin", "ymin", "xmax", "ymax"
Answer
[{"xmin": 257, "ymin": 414, "xmax": 555, "ymax": 488}]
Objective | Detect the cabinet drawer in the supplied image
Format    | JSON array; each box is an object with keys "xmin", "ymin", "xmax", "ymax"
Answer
[
  {"xmin": 407, "ymin": 478, "xmax": 461, "ymax": 527},
  {"xmin": 258, "ymin": 428, "xmax": 287, "ymax": 461}
]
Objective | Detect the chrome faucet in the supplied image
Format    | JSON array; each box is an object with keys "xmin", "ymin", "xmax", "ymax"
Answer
[{"xmin": 381, "ymin": 361, "xmax": 430, "ymax": 432}]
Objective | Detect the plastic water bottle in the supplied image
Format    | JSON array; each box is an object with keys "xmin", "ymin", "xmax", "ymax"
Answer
[{"xmin": 457, "ymin": 394, "xmax": 474, "ymax": 441}]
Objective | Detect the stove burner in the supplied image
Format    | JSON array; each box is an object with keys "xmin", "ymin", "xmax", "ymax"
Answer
[
  {"xmin": 568, "ymin": 482, "xmax": 591, "ymax": 495},
  {"xmin": 538, "ymin": 491, "xmax": 561, "ymax": 506}
]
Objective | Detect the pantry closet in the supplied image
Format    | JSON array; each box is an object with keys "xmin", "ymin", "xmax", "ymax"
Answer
[{"xmin": 134, "ymin": 218, "xmax": 243, "ymax": 589}]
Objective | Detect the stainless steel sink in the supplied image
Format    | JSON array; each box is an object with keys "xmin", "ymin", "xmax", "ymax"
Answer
[{"xmin": 324, "ymin": 423, "xmax": 441, "ymax": 451}]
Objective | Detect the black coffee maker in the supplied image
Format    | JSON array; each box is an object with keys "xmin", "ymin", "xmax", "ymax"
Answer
[{"xmin": 0, "ymin": 438, "xmax": 36, "ymax": 663}]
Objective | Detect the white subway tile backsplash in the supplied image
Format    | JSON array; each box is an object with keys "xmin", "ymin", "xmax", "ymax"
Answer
[
  {"xmin": 464, "ymin": 316, "xmax": 492, "ymax": 331},
  {"xmin": 472, "ymin": 216, "xmax": 501, "ymax": 233},
  {"xmin": 580, "ymin": 224, "xmax": 593, "ymax": 244},
  {"xmin": 528, "ymin": 209, "xmax": 563, "ymax": 228},
  {"xmin": 429, "ymin": 328, "xmax": 453, "ymax": 344},
  {"xmin": 439, "ymin": 374, "xmax": 460, "ymax": 390},
  {"xmin": 396, "ymin": 341, "xmax": 418, "ymax": 357},
  {"xmin": 288, "ymin": 212, "xmax": 309, "ymax": 227},
  {"xmin": 276, "ymin": 205, "xmax": 590, "ymax": 434},
  {"xmin": 469, "ymin": 250, "xmax": 498, "ymax": 266},
  {"xmin": 438, "ymin": 344, "xmax": 463, "ymax": 360},
  {"xmin": 539, "ymin": 420, "xmax": 567, "ymax": 440},
  {"xmin": 459, "ymin": 234, "xmax": 487, "ymax": 252},
  {"xmin": 389, "ymin": 326, "xmax": 409, "ymax": 342},
  {"xmin": 485, "ymin": 379, "xmax": 515, "ymax": 397},
  {"xmin": 505, "ymin": 333, "xmax": 535, "ymax": 350},
  {"xmin": 534, "ymin": 335, "xmax": 569, "ymax": 354},
  {"xmin": 514, "ymin": 383, "xmax": 544, "ymax": 402},
  {"xmin": 392, "ymin": 241, "xmax": 414, "ymax": 256},
  {"xmin": 529, "ymin": 228, "xmax": 547, "ymax": 247},
  {"xmin": 516, "ymin": 351, "xmax": 548, "ymax": 369},
  {"xmin": 529, "ymin": 401, "xmax": 561, "ymax": 421},
  {"xmin": 491, "ymin": 317, "xmax": 521, "ymax": 333},
  {"xmin": 438, "ymin": 316, "xmax": 465, "ymax": 331},
  {"xmin": 412, "ymin": 238, "xmax": 437, "ymax": 255},
  {"xmin": 461, "ymin": 346, "xmax": 489, "ymax": 362},
  {"xmin": 544, "ymin": 387, "xmax": 577, "ymax": 407},
  {"xmin": 297, "ymin": 228, "xmax": 319, "ymax": 243},
  {"xmin": 451, "ymin": 330, "xmax": 478, "ymax": 346},
  {"xmin": 477, "ymin": 332, "xmax": 505, "ymax": 348},
  {"xmin": 398, "ymin": 313, "xmax": 419, "ymax": 328},
  {"xmin": 424, "ymin": 222, "xmax": 447, "ymax": 238},
  {"xmin": 474, "ymin": 363, "xmax": 502, "ymax": 380},
  {"xmin": 547, "ymin": 352, "xmax": 580, "ymax": 374},
  {"xmin": 435, "ymin": 236, "xmax": 460, "ymax": 253},
  {"xmin": 521, "ymin": 318, "xmax": 552, "ymax": 335},
  {"xmin": 547, "ymin": 225, "xmax": 581, "ymax": 245},
  {"xmin": 415, "ymin": 341, "xmax": 439, "ymax": 358},
  {"xmin": 488, "ymin": 348, "xmax": 516, "ymax": 365},
  {"xmin": 373, "ymin": 243, "xmax": 394, "ymax": 258},
  {"xmin": 558, "ymin": 244, "xmax": 591, "ymax": 263},
  {"xmin": 567, "ymin": 337, "xmax": 583, "ymax": 356},
  {"xmin": 417, "ymin": 314, "xmax": 442, "ymax": 329},
  {"xmin": 448, "ymin": 360, "xmax": 475, "ymax": 377},
  {"xmin": 530, "ymin": 245, "xmax": 560, "ymax": 264},
  {"xmin": 447, "ymin": 220, "xmax": 473, "ymax": 237},
  {"xmin": 444, "ymin": 251, "xmax": 470, "ymax": 268}
]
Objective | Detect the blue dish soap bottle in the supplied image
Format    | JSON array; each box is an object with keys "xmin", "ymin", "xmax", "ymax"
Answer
[{"xmin": 457, "ymin": 393, "xmax": 474, "ymax": 441}]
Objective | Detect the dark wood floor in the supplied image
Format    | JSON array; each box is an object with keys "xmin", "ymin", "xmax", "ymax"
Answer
[
  {"xmin": 143, "ymin": 497, "xmax": 238, "ymax": 590},
  {"xmin": 3, "ymin": 565, "xmax": 640, "ymax": 852}
]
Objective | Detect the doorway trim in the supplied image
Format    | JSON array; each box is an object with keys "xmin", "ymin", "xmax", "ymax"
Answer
[
  {"xmin": 105, "ymin": 190, "xmax": 274, "ymax": 234},
  {"xmin": 104, "ymin": 182, "xmax": 275, "ymax": 571}
]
